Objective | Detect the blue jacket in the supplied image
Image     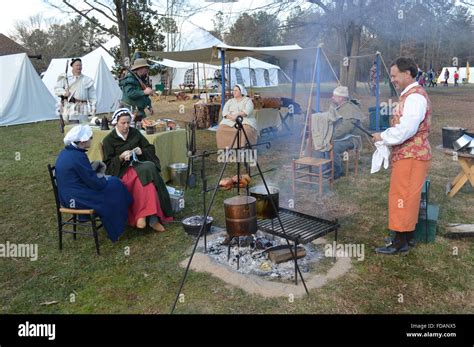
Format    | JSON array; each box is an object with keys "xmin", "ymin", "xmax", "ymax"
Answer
[{"xmin": 55, "ymin": 145, "xmax": 132, "ymax": 242}]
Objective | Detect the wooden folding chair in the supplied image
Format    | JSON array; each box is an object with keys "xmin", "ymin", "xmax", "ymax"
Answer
[{"xmin": 47, "ymin": 164, "xmax": 103, "ymax": 255}]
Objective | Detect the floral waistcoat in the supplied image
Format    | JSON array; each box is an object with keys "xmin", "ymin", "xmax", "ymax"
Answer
[{"xmin": 391, "ymin": 85, "xmax": 432, "ymax": 162}]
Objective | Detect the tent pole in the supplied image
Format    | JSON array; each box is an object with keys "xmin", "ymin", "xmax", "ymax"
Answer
[
  {"xmin": 203, "ymin": 63, "xmax": 208, "ymax": 102},
  {"xmin": 196, "ymin": 63, "xmax": 199, "ymax": 94},
  {"xmin": 248, "ymin": 57, "xmax": 253, "ymax": 96},
  {"xmin": 228, "ymin": 58, "xmax": 232, "ymax": 93},
  {"xmin": 291, "ymin": 59, "xmax": 297, "ymax": 101},
  {"xmin": 220, "ymin": 48, "xmax": 226, "ymax": 112},
  {"xmin": 375, "ymin": 51, "xmax": 381, "ymax": 131},
  {"xmin": 316, "ymin": 47, "xmax": 321, "ymax": 112}
]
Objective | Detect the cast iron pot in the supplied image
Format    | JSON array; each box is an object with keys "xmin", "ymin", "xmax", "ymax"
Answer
[
  {"xmin": 249, "ymin": 185, "xmax": 280, "ymax": 220},
  {"xmin": 182, "ymin": 215, "xmax": 213, "ymax": 236}
]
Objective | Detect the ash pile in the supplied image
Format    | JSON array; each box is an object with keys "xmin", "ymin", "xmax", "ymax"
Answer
[{"xmin": 204, "ymin": 231, "xmax": 324, "ymax": 282}]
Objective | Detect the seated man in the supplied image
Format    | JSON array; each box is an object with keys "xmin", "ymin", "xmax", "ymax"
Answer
[{"xmin": 312, "ymin": 86, "xmax": 364, "ymax": 179}]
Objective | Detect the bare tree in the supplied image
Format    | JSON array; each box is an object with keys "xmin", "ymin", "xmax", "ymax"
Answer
[{"xmin": 305, "ymin": 0, "xmax": 392, "ymax": 92}]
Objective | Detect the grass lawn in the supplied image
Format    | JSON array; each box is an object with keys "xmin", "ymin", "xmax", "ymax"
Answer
[{"xmin": 0, "ymin": 84, "xmax": 473, "ymax": 314}]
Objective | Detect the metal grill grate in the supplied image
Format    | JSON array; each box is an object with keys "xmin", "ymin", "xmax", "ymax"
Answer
[{"xmin": 257, "ymin": 208, "xmax": 339, "ymax": 244}]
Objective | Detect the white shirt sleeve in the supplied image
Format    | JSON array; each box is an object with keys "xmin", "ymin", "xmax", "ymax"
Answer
[{"xmin": 380, "ymin": 94, "xmax": 427, "ymax": 146}]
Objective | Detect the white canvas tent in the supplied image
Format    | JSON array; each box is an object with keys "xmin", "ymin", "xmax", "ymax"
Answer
[
  {"xmin": 151, "ymin": 56, "xmax": 281, "ymax": 90},
  {"xmin": 228, "ymin": 57, "xmax": 280, "ymax": 87},
  {"xmin": 82, "ymin": 37, "xmax": 119, "ymax": 71},
  {"xmin": 42, "ymin": 55, "xmax": 122, "ymax": 114},
  {"xmin": 150, "ymin": 58, "xmax": 218, "ymax": 90},
  {"xmin": 437, "ymin": 67, "xmax": 474, "ymax": 84},
  {"xmin": 0, "ymin": 53, "xmax": 57, "ymax": 126}
]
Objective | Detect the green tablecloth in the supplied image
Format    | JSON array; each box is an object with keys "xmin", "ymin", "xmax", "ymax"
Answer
[{"xmin": 64, "ymin": 126, "xmax": 187, "ymax": 182}]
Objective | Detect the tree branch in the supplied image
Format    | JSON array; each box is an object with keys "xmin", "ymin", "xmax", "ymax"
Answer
[
  {"xmin": 62, "ymin": 0, "xmax": 117, "ymax": 36},
  {"xmin": 307, "ymin": 0, "xmax": 332, "ymax": 14},
  {"xmin": 92, "ymin": 0, "xmax": 117, "ymax": 18},
  {"xmin": 84, "ymin": 0, "xmax": 117, "ymax": 23}
]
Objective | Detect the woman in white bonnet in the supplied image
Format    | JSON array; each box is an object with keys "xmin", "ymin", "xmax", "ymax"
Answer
[
  {"xmin": 102, "ymin": 108, "xmax": 173, "ymax": 233},
  {"xmin": 216, "ymin": 84, "xmax": 258, "ymax": 148},
  {"xmin": 55, "ymin": 125, "xmax": 132, "ymax": 242}
]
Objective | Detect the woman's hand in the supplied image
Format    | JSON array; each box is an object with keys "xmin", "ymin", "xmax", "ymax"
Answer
[
  {"xmin": 225, "ymin": 112, "xmax": 244, "ymax": 121},
  {"xmin": 133, "ymin": 147, "xmax": 142, "ymax": 155},
  {"xmin": 120, "ymin": 150, "xmax": 132, "ymax": 161}
]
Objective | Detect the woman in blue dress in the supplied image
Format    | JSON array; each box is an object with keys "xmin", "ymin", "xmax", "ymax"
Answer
[{"xmin": 55, "ymin": 125, "xmax": 132, "ymax": 242}]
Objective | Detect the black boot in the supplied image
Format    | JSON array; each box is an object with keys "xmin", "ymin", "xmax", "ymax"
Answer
[
  {"xmin": 376, "ymin": 232, "xmax": 409, "ymax": 255},
  {"xmin": 384, "ymin": 231, "xmax": 416, "ymax": 248}
]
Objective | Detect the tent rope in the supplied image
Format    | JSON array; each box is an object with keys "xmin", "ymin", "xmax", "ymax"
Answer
[
  {"xmin": 380, "ymin": 54, "xmax": 400, "ymax": 98},
  {"xmin": 322, "ymin": 49, "xmax": 341, "ymax": 85}
]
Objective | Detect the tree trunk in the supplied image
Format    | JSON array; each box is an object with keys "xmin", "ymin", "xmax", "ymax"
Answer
[
  {"xmin": 114, "ymin": 0, "xmax": 130, "ymax": 64},
  {"xmin": 347, "ymin": 24, "xmax": 361, "ymax": 93},
  {"xmin": 338, "ymin": 27, "xmax": 349, "ymax": 86}
]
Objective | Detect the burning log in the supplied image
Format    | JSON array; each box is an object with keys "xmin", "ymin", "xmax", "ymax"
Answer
[{"xmin": 267, "ymin": 245, "xmax": 306, "ymax": 264}]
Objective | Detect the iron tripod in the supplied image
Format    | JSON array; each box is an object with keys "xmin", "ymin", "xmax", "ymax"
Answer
[{"xmin": 171, "ymin": 116, "xmax": 309, "ymax": 314}]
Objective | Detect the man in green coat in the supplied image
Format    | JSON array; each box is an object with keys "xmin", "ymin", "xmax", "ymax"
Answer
[{"xmin": 119, "ymin": 58, "xmax": 155, "ymax": 121}]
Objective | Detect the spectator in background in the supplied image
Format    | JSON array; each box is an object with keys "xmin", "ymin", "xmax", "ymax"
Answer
[
  {"xmin": 428, "ymin": 69, "xmax": 437, "ymax": 87},
  {"xmin": 444, "ymin": 69, "xmax": 450, "ymax": 86},
  {"xmin": 454, "ymin": 70, "xmax": 460, "ymax": 87},
  {"xmin": 416, "ymin": 66, "xmax": 423, "ymax": 82}
]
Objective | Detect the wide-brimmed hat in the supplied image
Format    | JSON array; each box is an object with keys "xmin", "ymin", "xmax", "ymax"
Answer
[
  {"xmin": 333, "ymin": 86, "xmax": 349, "ymax": 98},
  {"xmin": 131, "ymin": 58, "xmax": 150, "ymax": 71}
]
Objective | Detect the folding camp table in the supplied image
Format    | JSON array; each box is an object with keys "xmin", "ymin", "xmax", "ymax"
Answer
[{"xmin": 441, "ymin": 147, "xmax": 474, "ymax": 197}]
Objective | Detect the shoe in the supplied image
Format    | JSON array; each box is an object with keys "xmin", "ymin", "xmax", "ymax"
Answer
[
  {"xmin": 375, "ymin": 244, "xmax": 409, "ymax": 255},
  {"xmin": 150, "ymin": 221, "xmax": 165, "ymax": 232},
  {"xmin": 376, "ymin": 232, "xmax": 409, "ymax": 255},
  {"xmin": 136, "ymin": 218, "xmax": 146, "ymax": 229},
  {"xmin": 384, "ymin": 230, "xmax": 417, "ymax": 247},
  {"xmin": 384, "ymin": 236, "xmax": 416, "ymax": 248}
]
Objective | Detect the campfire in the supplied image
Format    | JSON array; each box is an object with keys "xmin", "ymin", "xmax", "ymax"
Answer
[{"xmin": 204, "ymin": 231, "xmax": 324, "ymax": 282}]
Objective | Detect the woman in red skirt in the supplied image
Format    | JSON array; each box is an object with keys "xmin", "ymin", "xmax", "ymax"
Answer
[{"xmin": 102, "ymin": 108, "xmax": 173, "ymax": 232}]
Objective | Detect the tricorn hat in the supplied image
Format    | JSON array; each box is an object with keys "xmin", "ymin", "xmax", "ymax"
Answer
[{"xmin": 131, "ymin": 58, "xmax": 150, "ymax": 71}]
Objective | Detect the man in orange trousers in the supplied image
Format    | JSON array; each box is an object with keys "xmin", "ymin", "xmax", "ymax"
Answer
[{"xmin": 372, "ymin": 57, "xmax": 431, "ymax": 255}]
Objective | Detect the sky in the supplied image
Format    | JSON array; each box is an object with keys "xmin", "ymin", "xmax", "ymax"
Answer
[{"xmin": 0, "ymin": 0, "xmax": 308, "ymax": 38}]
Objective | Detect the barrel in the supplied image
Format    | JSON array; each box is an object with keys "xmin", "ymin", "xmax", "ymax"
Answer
[
  {"xmin": 442, "ymin": 127, "xmax": 466, "ymax": 149},
  {"xmin": 224, "ymin": 195, "xmax": 257, "ymax": 237}
]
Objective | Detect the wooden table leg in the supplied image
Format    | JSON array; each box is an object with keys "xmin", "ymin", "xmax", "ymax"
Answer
[
  {"xmin": 459, "ymin": 158, "xmax": 474, "ymax": 187},
  {"xmin": 451, "ymin": 171, "xmax": 465, "ymax": 187},
  {"xmin": 448, "ymin": 175, "xmax": 468, "ymax": 197},
  {"xmin": 447, "ymin": 158, "xmax": 474, "ymax": 197}
]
